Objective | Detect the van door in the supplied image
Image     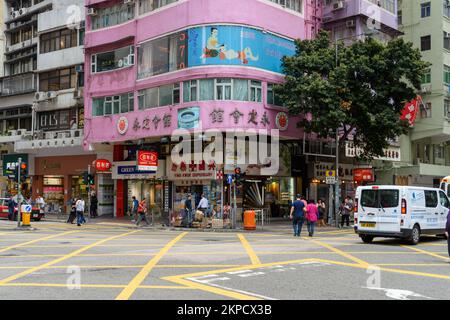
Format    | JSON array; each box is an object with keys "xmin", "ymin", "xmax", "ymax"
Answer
[
  {"xmin": 358, "ymin": 189, "xmax": 379, "ymax": 232},
  {"xmin": 424, "ymin": 190, "xmax": 439, "ymax": 231},
  {"xmin": 376, "ymin": 188, "xmax": 401, "ymax": 233},
  {"xmin": 438, "ymin": 190, "xmax": 450, "ymax": 230}
]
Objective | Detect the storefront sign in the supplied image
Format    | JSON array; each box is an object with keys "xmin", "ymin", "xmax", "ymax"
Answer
[
  {"xmin": 2, "ymin": 154, "xmax": 28, "ymax": 177},
  {"xmin": 94, "ymin": 159, "xmax": 112, "ymax": 172},
  {"xmin": 275, "ymin": 112, "xmax": 289, "ymax": 131},
  {"xmin": 400, "ymin": 96, "xmax": 421, "ymax": 127},
  {"xmin": 38, "ymin": 108, "xmax": 77, "ymax": 131},
  {"xmin": 137, "ymin": 151, "xmax": 158, "ymax": 171},
  {"xmin": 353, "ymin": 168, "xmax": 374, "ymax": 183},
  {"xmin": 345, "ymin": 141, "xmax": 401, "ymax": 162},
  {"xmin": 117, "ymin": 116, "xmax": 129, "ymax": 135},
  {"xmin": 314, "ymin": 162, "xmax": 353, "ymax": 181},
  {"xmin": 167, "ymin": 158, "xmax": 216, "ymax": 181},
  {"xmin": 178, "ymin": 107, "xmax": 200, "ymax": 129},
  {"xmin": 112, "ymin": 161, "xmax": 165, "ymax": 180}
]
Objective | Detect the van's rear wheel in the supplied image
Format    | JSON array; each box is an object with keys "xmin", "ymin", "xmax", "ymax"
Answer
[
  {"xmin": 360, "ymin": 235, "xmax": 374, "ymax": 244},
  {"xmin": 409, "ymin": 225, "xmax": 421, "ymax": 245}
]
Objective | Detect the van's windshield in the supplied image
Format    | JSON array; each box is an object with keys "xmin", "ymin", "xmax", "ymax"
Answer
[{"xmin": 361, "ymin": 189, "xmax": 399, "ymax": 208}]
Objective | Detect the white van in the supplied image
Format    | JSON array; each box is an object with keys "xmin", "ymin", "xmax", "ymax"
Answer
[{"xmin": 355, "ymin": 185, "xmax": 449, "ymax": 245}]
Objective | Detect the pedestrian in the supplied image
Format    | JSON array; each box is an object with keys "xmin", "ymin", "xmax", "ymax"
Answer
[
  {"xmin": 290, "ymin": 194, "xmax": 306, "ymax": 237},
  {"xmin": 75, "ymin": 197, "xmax": 86, "ymax": 227},
  {"xmin": 131, "ymin": 196, "xmax": 139, "ymax": 222},
  {"xmin": 136, "ymin": 197, "xmax": 150, "ymax": 226},
  {"xmin": 317, "ymin": 199, "xmax": 326, "ymax": 227},
  {"xmin": 300, "ymin": 195, "xmax": 307, "ymax": 208},
  {"xmin": 197, "ymin": 193, "xmax": 209, "ymax": 213},
  {"xmin": 67, "ymin": 197, "xmax": 77, "ymax": 224},
  {"xmin": 185, "ymin": 194, "xmax": 193, "ymax": 226},
  {"xmin": 341, "ymin": 196, "xmax": 353, "ymax": 228},
  {"xmin": 306, "ymin": 200, "xmax": 319, "ymax": 237},
  {"xmin": 7, "ymin": 196, "xmax": 16, "ymax": 221},
  {"xmin": 446, "ymin": 210, "xmax": 450, "ymax": 259},
  {"xmin": 90, "ymin": 192, "xmax": 98, "ymax": 218},
  {"xmin": 35, "ymin": 195, "xmax": 45, "ymax": 212}
]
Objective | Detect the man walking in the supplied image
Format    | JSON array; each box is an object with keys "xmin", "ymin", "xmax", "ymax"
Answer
[
  {"xmin": 290, "ymin": 194, "xmax": 306, "ymax": 237},
  {"xmin": 90, "ymin": 192, "xmax": 98, "ymax": 218},
  {"xmin": 131, "ymin": 196, "xmax": 139, "ymax": 222},
  {"xmin": 185, "ymin": 194, "xmax": 193, "ymax": 226},
  {"xmin": 136, "ymin": 197, "xmax": 151, "ymax": 227},
  {"xmin": 341, "ymin": 196, "xmax": 353, "ymax": 228},
  {"xmin": 8, "ymin": 196, "xmax": 16, "ymax": 221},
  {"xmin": 197, "ymin": 193, "xmax": 209, "ymax": 213},
  {"xmin": 75, "ymin": 197, "xmax": 86, "ymax": 227}
]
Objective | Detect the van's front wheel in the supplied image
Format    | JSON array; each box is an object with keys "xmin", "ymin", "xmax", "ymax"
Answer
[
  {"xmin": 360, "ymin": 235, "xmax": 374, "ymax": 244},
  {"xmin": 408, "ymin": 225, "xmax": 421, "ymax": 245}
]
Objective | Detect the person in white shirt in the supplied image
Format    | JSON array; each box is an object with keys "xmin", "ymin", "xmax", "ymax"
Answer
[
  {"xmin": 197, "ymin": 194, "xmax": 209, "ymax": 213},
  {"xmin": 35, "ymin": 195, "xmax": 45, "ymax": 212},
  {"xmin": 75, "ymin": 198, "xmax": 86, "ymax": 226}
]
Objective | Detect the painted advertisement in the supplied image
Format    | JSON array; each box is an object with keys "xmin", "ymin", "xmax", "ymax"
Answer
[{"xmin": 188, "ymin": 25, "xmax": 295, "ymax": 74}]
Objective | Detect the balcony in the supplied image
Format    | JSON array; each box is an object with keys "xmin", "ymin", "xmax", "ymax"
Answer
[
  {"xmin": 14, "ymin": 129, "xmax": 84, "ymax": 152},
  {"xmin": 6, "ymin": 37, "xmax": 38, "ymax": 55},
  {"xmin": 6, "ymin": 0, "xmax": 52, "ymax": 24},
  {"xmin": 0, "ymin": 73, "xmax": 37, "ymax": 97},
  {"xmin": 0, "ymin": 129, "xmax": 32, "ymax": 144}
]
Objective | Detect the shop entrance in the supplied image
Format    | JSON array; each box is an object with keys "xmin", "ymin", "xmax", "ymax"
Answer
[
  {"xmin": 43, "ymin": 175, "xmax": 64, "ymax": 213},
  {"xmin": 126, "ymin": 179, "xmax": 164, "ymax": 218}
]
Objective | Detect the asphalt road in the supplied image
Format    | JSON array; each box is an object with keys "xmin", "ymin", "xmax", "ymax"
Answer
[{"xmin": 0, "ymin": 219, "xmax": 449, "ymax": 300}]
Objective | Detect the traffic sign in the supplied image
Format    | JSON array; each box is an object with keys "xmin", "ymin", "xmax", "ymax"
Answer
[
  {"xmin": 227, "ymin": 174, "xmax": 233, "ymax": 185},
  {"xmin": 326, "ymin": 170, "xmax": 336, "ymax": 177},
  {"xmin": 216, "ymin": 170, "xmax": 224, "ymax": 180},
  {"xmin": 21, "ymin": 205, "xmax": 32, "ymax": 213}
]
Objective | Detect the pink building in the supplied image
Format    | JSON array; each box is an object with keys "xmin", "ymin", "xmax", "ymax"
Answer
[{"xmin": 83, "ymin": 0, "xmax": 320, "ymax": 223}]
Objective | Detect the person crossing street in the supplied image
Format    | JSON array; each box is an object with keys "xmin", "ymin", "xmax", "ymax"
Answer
[
  {"xmin": 290, "ymin": 194, "xmax": 306, "ymax": 237},
  {"xmin": 75, "ymin": 197, "xmax": 86, "ymax": 227},
  {"xmin": 136, "ymin": 197, "xmax": 151, "ymax": 227}
]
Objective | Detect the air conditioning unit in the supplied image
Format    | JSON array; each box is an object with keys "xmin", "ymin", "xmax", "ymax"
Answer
[
  {"xmin": 117, "ymin": 58, "xmax": 126, "ymax": 68},
  {"xmin": 18, "ymin": 8, "xmax": 28, "ymax": 16},
  {"xmin": 421, "ymin": 85, "xmax": 431, "ymax": 94},
  {"xmin": 46, "ymin": 91, "xmax": 57, "ymax": 99},
  {"xmin": 87, "ymin": 8, "xmax": 97, "ymax": 16},
  {"xmin": 11, "ymin": 11, "xmax": 19, "ymax": 19},
  {"xmin": 333, "ymin": 0, "xmax": 344, "ymax": 10},
  {"xmin": 124, "ymin": 0, "xmax": 134, "ymax": 4},
  {"xmin": 73, "ymin": 89, "xmax": 83, "ymax": 99},
  {"xmin": 34, "ymin": 91, "xmax": 47, "ymax": 102},
  {"xmin": 346, "ymin": 19, "xmax": 356, "ymax": 28}
]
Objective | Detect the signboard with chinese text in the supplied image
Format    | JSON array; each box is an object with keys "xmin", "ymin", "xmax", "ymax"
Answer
[
  {"xmin": 137, "ymin": 151, "xmax": 158, "ymax": 171},
  {"xmin": 353, "ymin": 168, "xmax": 375, "ymax": 183}
]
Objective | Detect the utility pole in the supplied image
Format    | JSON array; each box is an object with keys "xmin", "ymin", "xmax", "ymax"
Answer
[{"xmin": 87, "ymin": 164, "xmax": 91, "ymax": 218}]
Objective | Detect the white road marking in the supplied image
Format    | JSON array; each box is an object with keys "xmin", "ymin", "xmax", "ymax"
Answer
[
  {"xmin": 227, "ymin": 270, "xmax": 253, "ymax": 275},
  {"xmin": 238, "ymin": 272, "xmax": 265, "ymax": 278},
  {"xmin": 364, "ymin": 287, "xmax": 433, "ymax": 300},
  {"xmin": 188, "ymin": 276, "xmax": 230, "ymax": 284}
]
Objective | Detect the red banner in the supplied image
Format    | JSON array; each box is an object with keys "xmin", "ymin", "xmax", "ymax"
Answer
[
  {"xmin": 354, "ymin": 168, "xmax": 374, "ymax": 183},
  {"xmin": 137, "ymin": 151, "xmax": 158, "ymax": 171},
  {"xmin": 400, "ymin": 96, "xmax": 421, "ymax": 127},
  {"xmin": 93, "ymin": 159, "xmax": 111, "ymax": 172}
]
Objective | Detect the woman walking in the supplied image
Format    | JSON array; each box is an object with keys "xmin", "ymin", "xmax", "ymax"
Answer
[
  {"xmin": 317, "ymin": 199, "xmax": 326, "ymax": 227},
  {"xmin": 306, "ymin": 199, "xmax": 319, "ymax": 237}
]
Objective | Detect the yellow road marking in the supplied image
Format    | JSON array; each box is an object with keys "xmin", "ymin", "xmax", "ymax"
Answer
[
  {"xmin": 0, "ymin": 264, "xmax": 244, "ymax": 270},
  {"xmin": 115, "ymin": 232, "xmax": 188, "ymax": 300},
  {"xmin": 0, "ymin": 231, "xmax": 77, "ymax": 254},
  {"xmin": 400, "ymin": 245, "xmax": 450, "ymax": 261},
  {"xmin": 377, "ymin": 263, "xmax": 450, "ymax": 266},
  {"xmin": 0, "ymin": 230, "xmax": 140, "ymax": 285},
  {"xmin": 309, "ymin": 239, "xmax": 370, "ymax": 266},
  {"xmin": 0, "ymin": 282, "xmax": 194, "ymax": 289},
  {"xmin": 237, "ymin": 234, "xmax": 261, "ymax": 265}
]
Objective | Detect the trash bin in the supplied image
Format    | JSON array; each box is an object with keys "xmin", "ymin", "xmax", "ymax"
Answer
[
  {"xmin": 244, "ymin": 210, "xmax": 256, "ymax": 230},
  {"xmin": 22, "ymin": 212, "xmax": 31, "ymax": 226}
]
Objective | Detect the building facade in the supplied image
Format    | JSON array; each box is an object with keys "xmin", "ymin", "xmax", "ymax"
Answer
[{"xmin": 83, "ymin": 0, "xmax": 321, "ymax": 223}]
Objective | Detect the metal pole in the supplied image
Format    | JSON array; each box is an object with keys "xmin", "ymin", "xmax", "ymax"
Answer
[
  {"xmin": 17, "ymin": 158, "xmax": 22, "ymax": 228},
  {"xmin": 87, "ymin": 164, "xmax": 91, "ymax": 219},
  {"xmin": 233, "ymin": 182, "xmax": 237, "ymax": 229},
  {"xmin": 221, "ymin": 173, "xmax": 224, "ymax": 219},
  {"xmin": 335, "ymin": 128, "xmax": 340, "ymax": 227}
]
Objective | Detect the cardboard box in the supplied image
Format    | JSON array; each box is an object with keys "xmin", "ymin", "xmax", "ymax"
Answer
[{"xmin": 212, "ymin": 219, "xmax": 223, "ymax": 229}]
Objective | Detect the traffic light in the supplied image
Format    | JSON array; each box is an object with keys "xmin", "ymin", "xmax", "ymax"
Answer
[
  {"xmin": 87, "ymin": 174, "xmax": 95, "ymax": 185},
  {"xmin": 19, "ymin": 163, "xmax": 27, "ymax": 183},
  {"xmin": 82, "ymin": 171, "xmax": 89, "ymax": 185}
]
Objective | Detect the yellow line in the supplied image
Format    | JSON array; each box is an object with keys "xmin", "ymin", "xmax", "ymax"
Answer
[
  {"xmin": 0, "ymin": 230, "xmax": 140, "ymax": 285},
  {"xmin": 0, "ymin": 231, "xmax": 77, "ymax": 254},
  {"xmin": 0, "ymin": 264, "xmax": 244, "ymax": 270},
  {"xmin": 377, "ymin": 263, "xmax": 450, "ymax": 266},
  {"xmin": 115, "ymin": 232, "xmax": 188, "ymax": 300},
  {"xmin": 0, "ymin": 283, "xmax": 194, "ymax": 290},
  {"xmin": 400, "ymin": 245, "xmax": 450, "ymax": 261},
  {"xmin": 309, "ymin": 239, "xmax": 370, "ymax": 266},
  {"xmin": 237, "ymin": 233, "xmax": 261, "ymax": 265}
]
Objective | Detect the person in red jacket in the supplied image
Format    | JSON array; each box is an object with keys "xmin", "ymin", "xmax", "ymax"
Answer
[{"xmin": 445, "ymin": 211, "xmax": 450, "ymax": 258}]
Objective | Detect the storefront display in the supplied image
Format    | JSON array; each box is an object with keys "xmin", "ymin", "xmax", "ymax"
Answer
[{"xmin": 43, "ymin": 176, "xmax": 64, "ymax": 211}]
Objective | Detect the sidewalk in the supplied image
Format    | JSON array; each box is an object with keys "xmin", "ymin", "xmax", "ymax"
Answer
[{"xmin": 41, "ymin": 213, "xmax": 351, "ymax": 234}]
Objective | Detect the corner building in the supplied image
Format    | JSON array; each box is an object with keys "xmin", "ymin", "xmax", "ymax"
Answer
[{"xmin": 83, "ymin": 0, "xmax": 320, "ymax": 223}]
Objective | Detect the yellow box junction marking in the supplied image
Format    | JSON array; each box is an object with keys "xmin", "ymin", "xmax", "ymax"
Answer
[
  {"xmin": 0, "ymin": 230, "xmax": 140, "ymax": 285},
  {"xmin": 0, "ymin": 231, "xmax": 77, "ymax": 254},
  {"xmin": 115, "ymin": 232, "xmax": 188, "ymax": 300},
  {"xmin": 309, "ymin": 239, "xmax": 370, "ymax": 267},
  {"xmin": 400, "ymin": 245, "xmax": 450, "ymax": 261},
  {"xmin": 237, "ymin": 233, "xmax": 261, "ymax": 265}
]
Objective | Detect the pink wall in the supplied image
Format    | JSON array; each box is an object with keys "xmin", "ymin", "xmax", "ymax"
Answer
[{"xmin": 84, "ymin": 0, "xmax": 316, "ymax": 148}]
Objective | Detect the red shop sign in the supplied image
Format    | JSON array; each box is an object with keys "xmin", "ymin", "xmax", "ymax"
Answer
[
  {"xmin": 93, "ymin": 159, "xmax": 112, "ymax": 172},
  {"xmin": 354, "ymin": 168, "xmax": 374, "ymax": 183},
  {"xmin": 137, "ymin": 150, "xmax": 158, "ymax": 171}
]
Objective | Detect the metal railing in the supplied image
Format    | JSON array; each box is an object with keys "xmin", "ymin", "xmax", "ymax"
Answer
[{"xmin": 0, "ymin": 73, "xmax": 36, "ymax": 96}]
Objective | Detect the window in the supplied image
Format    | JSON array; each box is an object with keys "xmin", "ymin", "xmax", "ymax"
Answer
[
  {"xmin": 183, "ymin": 80, "xmax": 198, "ymax": 102},
  {"xmin": 420, "ymin": 102, "xmax": 432, "ymax": 118},
  {"xmin": 79, "ymin": 28, "xmax": 85, "ymax": 46},
  {"xmin": 420, "ymin": 35, "xmax": 431, "ymax": 51},
  {"xmin": 39, "ymin": 67, "xmax": 77, "ymax": 91},
  {"xmin": 421, "ymin": 2, "xmax": 431, "ymax": 18},
  {"xmin": 92, "ymin": 93, "xmax": 134, "ymax": 116},
  {"xmin": 360, "ymin": 189, "xmax": 399, "ymax": 208},
  {"xmin": 233, "ymin": 79, "xmax": 249, "ymax": 101},
  {"xmin": 199, "ymin": 79, "xmax": 214, "ymax": 101},
  {"xmin": 250, "ymin": 81, "xmax": 262, "ymax": 102},
  {"xmin": 421, "ymin": 69, "xmax": 431, "ymax": 84},
  {"xmin": 445, "ymin": 99, "xmax": 450, "ymax": 118},
  {"xmin": 379, "ymin": 190, "xmax": 399, "ymax": 208},
  {"xmin": 138, "ymin": 83, "xmax": 180, "ymax": 109},
  {"xmin": 398, "ymin": 10, "xmax": 402, "ymax": 25},
  {"xmin": 137, "ymin": 31, "xmax": 187, "ymax": 79},
  {"xmin": 424, "ymin": 190, "xmax": 438, "ymax": 207},
  {"xmin": 440, "ymin": 190, "xmax": 450, "ymax": 208},
  {"xmin": 445, "ymin": 0, "xmax": 450, "ymax": 18},
  {"xmin": 91, "ymin": 46, "xmax": 134, "ymax": 73},
  {"xmin": 267, "ymin": 83, "xmax": 283, "ymax": 106},
  {"xmin": 268, "ymin": 0, "xmax": 303, "ymax": 13},
  {"xmin": 91, "ymin": 3, "xmax": 135, "ymax": 30},
  {"xmin": 40, "ymin": 29, "xmax": 78, "ymax": 54},
  {"xmin": 434, "ymin": 144, "xmax": 444, "ymax": 159},
  {"xmin": 216, "ymin": 78, "xmax": 232, "ymax": 100},
  {"xmin": 11, "ymin": 31, "xmax": 21, "ymax": 45},
  {"xmin": 444, "ymin": 65, "xmax": 450, "ymax": 84},
  {"xmin": 445, "ymin": 32, "xmax": 450, "ymax": 50},
  {"xmin": 139, "ymin": 0, "xmax": 178, "ymax": 15}
]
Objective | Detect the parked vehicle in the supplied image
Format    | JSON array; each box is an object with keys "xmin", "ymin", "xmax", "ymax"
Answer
[
  {"xmin": 0, "ymin": 198, "xmax": 45, "ymax": 221},
  {"xmin": 355, "ymin": 186, "xmax": 449, "ymax": 245}
]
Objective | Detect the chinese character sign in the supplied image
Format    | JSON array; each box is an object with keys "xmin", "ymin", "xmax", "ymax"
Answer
[{"xmin": 137, "ymin": 151, "xmax": 158, "ymax": 172}]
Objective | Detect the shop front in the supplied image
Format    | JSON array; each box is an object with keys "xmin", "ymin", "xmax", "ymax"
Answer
[
  {"xmin": 33, "ymin": 155, "xmax": 97, "ymax": 213},
  {"xmin": 112, "ymin": 160, "xmax": 166, "ymax": 220}
]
